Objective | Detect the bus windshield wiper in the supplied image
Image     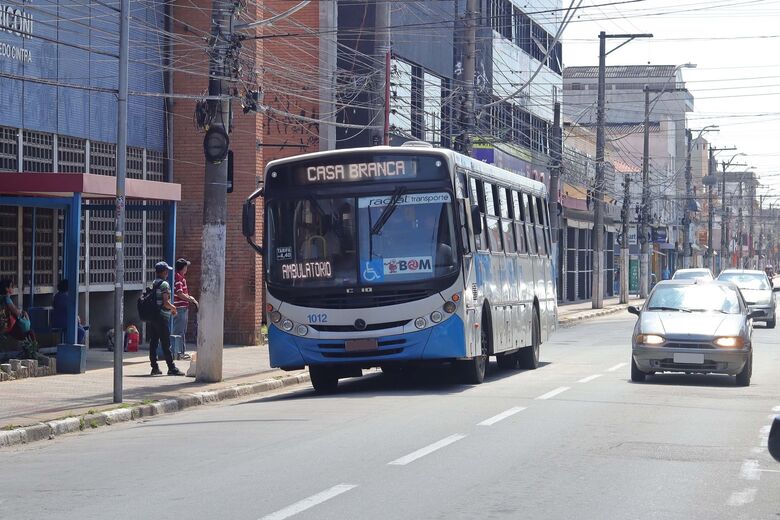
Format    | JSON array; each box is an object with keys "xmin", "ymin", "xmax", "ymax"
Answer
[{"xmin": 370, "ymin": 186, "xmax": 407, "ymax": 236}]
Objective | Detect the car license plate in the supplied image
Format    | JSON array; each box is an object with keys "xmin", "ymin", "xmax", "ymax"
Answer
[
  {"xmin": 674, "ymin": 353, "xmax": 704, "ymax": 364},
  {"xmin": 345, "ymin": 339, "xmax": 378, "ymax": 352}
]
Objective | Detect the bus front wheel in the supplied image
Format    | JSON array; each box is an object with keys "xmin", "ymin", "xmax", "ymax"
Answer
[
  {"xmin": 517, "ymin": 308, "xmax": 540, "ymax": 370},
  {"xmin": 309, "ymin": 366, "xmax": 339, "ymax": 394},
  {"xmin": 459, "ymin": 311, "xmax": 489, "ymax": 384}
]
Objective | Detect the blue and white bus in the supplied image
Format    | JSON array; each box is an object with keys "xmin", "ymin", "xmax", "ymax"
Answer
[{"xmin": 242, "ymin": 144, "xmax": 557, "ymax": 392}]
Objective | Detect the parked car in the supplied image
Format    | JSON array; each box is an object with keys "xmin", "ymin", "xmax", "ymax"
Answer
[
  {"xmin": 717, "ymin": 269, "xmax": 778, "ymax": 328},
  {"xmin": 628, "ymin": 280, "xmax": 764, "ymax": 386},
  {"xmin": 671, "ymin": 268, "xmax": 714, "ymax": 282},
  {"xmin": 770, "ymin": 416, "xmax": 780, "ymax": 462}
]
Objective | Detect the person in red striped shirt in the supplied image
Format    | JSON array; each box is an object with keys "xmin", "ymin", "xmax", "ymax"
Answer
[{"xmin": 173, "ymin": 258, "xmax": 198, "ymax": 353}]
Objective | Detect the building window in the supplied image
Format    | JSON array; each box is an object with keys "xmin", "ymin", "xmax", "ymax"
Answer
[
  {"xmin": 491, "ymin": 0, "xmax": 512, "ymax": 40},
  {"xmin": 423, "ymin": 72, "xmax": 443, "ymax": 145},
  {"xmin": 390, "ymin": 58, "xmax": 413, "ymax": 137}
]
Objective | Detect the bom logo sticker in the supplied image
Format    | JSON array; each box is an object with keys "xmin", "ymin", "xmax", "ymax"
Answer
[{"xmin": 383, "ymin": 256, "xmax": 433, "ymax": 276}]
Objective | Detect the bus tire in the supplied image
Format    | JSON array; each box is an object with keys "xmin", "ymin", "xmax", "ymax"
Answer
[
  {"xmin": 517, "ymin": 307, "xmax": 540, "ymax": 370},
  {"xmin": 460, "ymin": 309, "xmax": 489, "ymax": 384},
  {"xmin": 309, "ymin": 366, "xmax": 339, "ymax": 394}
]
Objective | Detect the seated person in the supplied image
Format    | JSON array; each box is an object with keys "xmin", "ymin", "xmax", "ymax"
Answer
[
  {"xmin": 0, "ymin": 278, "xmax": 32, "ymax": 341},
  {"xmin": 52, "ymin": 279, "xmax": 86, "ymax": 344}
]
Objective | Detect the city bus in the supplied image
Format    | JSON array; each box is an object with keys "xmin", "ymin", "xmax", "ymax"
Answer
[{"xmin": 242, "ymin": 143, "xmax": 557, "ymax": 392}]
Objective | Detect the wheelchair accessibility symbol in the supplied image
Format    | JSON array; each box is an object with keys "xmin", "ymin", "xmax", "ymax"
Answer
[{"xmin": 362, "ymin": 260, "xmax": 384, "ymax": 282}]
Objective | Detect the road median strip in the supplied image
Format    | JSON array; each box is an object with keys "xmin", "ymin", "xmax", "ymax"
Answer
[
  {"xmin": 558, "ymin": 303, "xmax": 637, "ymax": 326},
  {"xmin": 0, "ymin": 371, "xmax": 310, "ymax": 449}
]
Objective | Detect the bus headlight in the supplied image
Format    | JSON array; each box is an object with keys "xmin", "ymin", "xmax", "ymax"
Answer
[
  {"xmin": 270, "ymin": 311, "xmax": 282, "ymax": 323},
  {"xmin": 443, "ymin": 301, "xmax": 457, "ymax": 313},
  {"xmin": 414, "ymin": 317, "xmax": 427, "ymax": 329},
  {"xmin": 296, "ymin": 324, "xmax": 309, "ymax": 336},
  {"xmin": 430, "ymin": 311, "xmax": 443, "ymax": 323},
  {"xmin": 281, "ymin": 319, "xmax": 294, "ymax": 332}
]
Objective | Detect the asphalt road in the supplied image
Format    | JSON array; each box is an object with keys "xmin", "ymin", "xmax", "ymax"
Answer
[{"xmin": 3, "ymin": 311, "xmax": 780, "ymax": 520}]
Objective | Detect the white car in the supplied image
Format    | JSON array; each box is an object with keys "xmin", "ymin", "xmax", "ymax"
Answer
[{"xmin": 671, "ymin": 268, "xmax": 714, "ymax": 282}]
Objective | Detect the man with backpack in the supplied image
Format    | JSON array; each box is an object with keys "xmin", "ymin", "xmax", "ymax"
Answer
[{"xmin": 141, "ymin": 262, "xmax": 183, "ymax": 376}]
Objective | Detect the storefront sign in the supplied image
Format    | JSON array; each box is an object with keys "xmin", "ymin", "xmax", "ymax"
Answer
[
  {"xmin": 628, "ymin": 226, "xmax": 638, "ymax": 246},
  {"xmin": 0, "ymin": 0, "xmax": 34, "ymax": 63}
]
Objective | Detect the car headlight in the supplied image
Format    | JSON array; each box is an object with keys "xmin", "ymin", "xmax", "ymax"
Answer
[
  {"xmin": 281, "ymin": 319, "xmax": 294, "ymax": 332},
  {"xmin": 714, "ymin": 336, "xmax": 744, "ymax": 348},
  {"xmin": 414, "ymin": 317, "xmax": 427, "ymax": 329},
  {"xmin": 430, "ymin": 311, "xmax": 443, "ymax": 323},
  {"xmin": 636, "ymin": 334, "xmax": 665, "ymax": 345}
]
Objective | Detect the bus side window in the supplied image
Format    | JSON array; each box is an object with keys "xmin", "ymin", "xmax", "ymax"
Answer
[
  {"xmin": 512, "ymin": 191, "xmax": 527, "ymax": 254},
  {"xmin": 524, "ymin": 193, "xmax": 539, "ymax": 254},
  {"xmin": 542, "ymin": 199, "xmax": 552, "ymax": 256},
  {"xmin": 500, "ymin": 187, "xmax": 516, "ymax": 254},
  {"xmin": 469, "ymin": 177, "xmax": 486, "ymax": 250},
  {"xmin": 535, "ymin": 196, "xmax": 547, "ymax": 256},
  {"xmin": 484, "ymin": 182, "xmax": 503, "ymax": 252}
]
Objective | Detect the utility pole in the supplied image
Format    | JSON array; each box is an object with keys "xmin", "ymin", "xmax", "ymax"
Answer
[
  {"xmin": 456, "ymin": 0, "xmax": 478, "ymax": 155},
  {"xmin": 721, "ymin": 161, "xmax": 728, "ymax": 271},
  {"xmin": 706, "ymin": 147, "xmax": 715, "ymax": 272},
  {"xmin": 373, "ymin": 1, "xmax": 390, "ymax": 146},
  {"xmin": 737, "ymin": 175, "xmax": 744, "ymax": 268},
  {"xmin": 639, "ymin": 85, "xmax": 651, "ymax": 298},
  {"xmin": 113, "ymin": 0, "xmax": 130, "ymax": 403},
  {"xmin": 682, "ymin": 129, "xmax": 692, "ymax": 268},
  {"xmin": 619, "ymin": 175, "xmax": 631, "ymax": 304},
  {"xmin": 549, "ymin": 102, "xmax": 562, "ymax": 299},
  {"xmin": 591, "ymin": 31, "xmax": 652, "ymax": 308},
  {"xmin": 197, "ymin": 0, "xmax": 234, "ymax": 383},
  {"xmin": 748, "ymin": 180, "xmax": 755, "ymax": 268}
]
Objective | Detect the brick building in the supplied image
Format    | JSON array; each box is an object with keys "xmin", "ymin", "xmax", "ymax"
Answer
[{"xmin": 171, "ymin": 1, "xmax": 324, "ymax": 345}]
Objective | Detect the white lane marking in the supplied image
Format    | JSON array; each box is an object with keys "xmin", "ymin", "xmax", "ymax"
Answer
[
  {"xmin": 577, "ymin": 374, "xmax": 602, "ymax": 383},
  {"xmin": 478, "ymin": 407, "xmax": 526, "ymax": 426},
  {"xmin": 536, "ymin": 386, "xmax": 571, "ymax": 400},
  {"xmin": 388, "ymin": 434, "xmax": 467, "ymax": 466},
  {"xmin": 772, "ymin": 406, "xmax": 780, "ymax": 412},
  {"xmin": 259, "ymin": 484, "xmax": 357, "ymax": 520},
  {"xmin": 760, "ymin": 425, "xmax": 771, "ymax": 447},
  {"xmin": 727, "ymin": 488, "xmax": 757, "ymax": 507},
  {"xmin": 759, "ymin": 469, "xmax": 780, "ymax": 473},
  {"xmin": 740, "ymin": 460, "xmax": 761, "ymax": 481},
  {"xmin": 606, "ymin": 363, "xmax": 627, "ymax": 372}
]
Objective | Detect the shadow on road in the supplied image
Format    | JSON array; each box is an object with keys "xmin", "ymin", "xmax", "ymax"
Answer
[
  {"xmin": 239, "ymin": 360, "xmax": 552, "ymax": 404},
  {"xmin": 630, "ymin": 373, "xmax": 738, "ymax": 388}
]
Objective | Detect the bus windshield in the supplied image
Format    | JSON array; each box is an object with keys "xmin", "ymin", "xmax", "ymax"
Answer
[{"xmin": 267, "ymin": 191, "xmax": 458, "ymax": 288}]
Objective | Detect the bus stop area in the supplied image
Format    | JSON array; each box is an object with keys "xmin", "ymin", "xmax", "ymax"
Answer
[
  {"xmin": 0, "ymin": 171, "xmax": 180, "ymax": 373},
  {"xmin": 0, "ymin": 299, "xmax": 637, "ymax": 433}
]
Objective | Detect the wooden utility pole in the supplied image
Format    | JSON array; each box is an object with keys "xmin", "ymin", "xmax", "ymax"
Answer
[{"xmin": 620, "ymin": 175, "xmax": 631, "ymax": 304}]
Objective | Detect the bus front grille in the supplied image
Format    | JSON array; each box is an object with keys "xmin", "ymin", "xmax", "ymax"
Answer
[{"xmin": 311, "ymin": 320, "xmax": 410, "ymax": 332}]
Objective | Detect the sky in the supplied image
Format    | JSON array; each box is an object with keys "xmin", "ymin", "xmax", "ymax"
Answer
[{"xmin": 560, "ymin": 0, "xmax": 780, "ymax": 196}]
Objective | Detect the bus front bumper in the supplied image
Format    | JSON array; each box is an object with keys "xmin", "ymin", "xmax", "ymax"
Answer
[{"xmin": 268, "ymin": 314, "xmax": 466, "ymax": 369}]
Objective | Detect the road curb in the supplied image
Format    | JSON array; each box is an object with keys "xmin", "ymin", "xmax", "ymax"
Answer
[
  {"xmin": 558, "ymin": 304, "xmax": 630, "ymax": 327},
  {"xmin": 0, "ymin": 371, "xmax": 311, "ymax": 449}
]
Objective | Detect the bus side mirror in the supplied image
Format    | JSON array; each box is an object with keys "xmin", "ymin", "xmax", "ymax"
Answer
[
  {"xmin": 471, "ymin": 205, "xmax": 483, "ymax": 236},
  {"xmin": 242, "ymin": 200, "xmax": 255, "ymax": 238},
  {"xmin": 242, "ymin": 200, "xmax": 264, "ymax": 255}
]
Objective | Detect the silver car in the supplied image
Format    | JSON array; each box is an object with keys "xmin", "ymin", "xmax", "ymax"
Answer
[
  {"xmin": 717, "ymin": 269, "xmax": 777, "ymax": 328},
  {"xmin": 671, "ymin": 268, "xmax": 713, "ymax": 282},
  {"xmin": 629, "ymin": 280, "xmax": 763, "ymax": 386}
]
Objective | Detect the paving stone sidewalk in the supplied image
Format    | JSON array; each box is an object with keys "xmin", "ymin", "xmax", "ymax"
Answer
[{"xmin": 558, "ymin": 296, "xmax": 644, "ymax": 326}]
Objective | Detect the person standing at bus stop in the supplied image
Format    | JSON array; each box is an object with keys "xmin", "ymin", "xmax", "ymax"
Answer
[
  {"xmin": 149, "ymin": 261, "xmax": 183, "ymax": 376},
  {"xmin": 173, "ymin": 258, "xmax": 198, "ymax": 353}
]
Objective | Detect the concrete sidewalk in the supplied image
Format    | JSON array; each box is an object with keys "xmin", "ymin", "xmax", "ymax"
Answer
[
  {"xmin": 0, "ymin": 344, "xmax": 303, "ymax": 430},
  {"xmin": 558, "ymin": 296, "xmax": 644, "ymax": 326}
]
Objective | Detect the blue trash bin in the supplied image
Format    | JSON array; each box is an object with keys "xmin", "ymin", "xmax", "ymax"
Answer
[{"xmin": 56, "ymin": 344, "xmax": 87, "ymax": 374}]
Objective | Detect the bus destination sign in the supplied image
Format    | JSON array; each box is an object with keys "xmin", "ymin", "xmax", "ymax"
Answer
[{"xmin": 294, "ymin": 159, "xmax": 417, "ymax": 185}]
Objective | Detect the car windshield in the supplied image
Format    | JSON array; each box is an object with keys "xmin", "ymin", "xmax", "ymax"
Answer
[
  {"xmin": 266, "ymin": 192, "xmax": 458, "ymax": 287},
  {"xmin": 672, "ymin": 270, "xmax": 711, "ymax": 280},
  {"xmin": 717, "ymin": 272, "xmax": 770, "ymax": 291},
  {"xmin": 646, "ymin": 284, "xmax": 741, "ymax": 314}
]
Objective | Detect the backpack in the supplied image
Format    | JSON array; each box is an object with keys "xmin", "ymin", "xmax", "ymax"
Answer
[{"xmin": 137, "ymin": 280, "xmax": 163, "ymax": 322}]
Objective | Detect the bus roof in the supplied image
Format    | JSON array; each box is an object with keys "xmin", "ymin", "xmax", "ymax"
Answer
[{"xmin": 262, "ymin": 146, "xmax": 548, "ymax": 197}]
